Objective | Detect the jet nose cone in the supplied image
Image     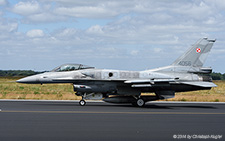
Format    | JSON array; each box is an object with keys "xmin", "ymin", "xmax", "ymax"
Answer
[
  {"xmin": 16, "ymin": 78, "xmax": 27, "ymax": 83},
  {"xmin": 16, "ymin": 76, "xmax": 38, "ymax": 84},
  {"xmin": 16, "ymin": 79, "xmax": 22, "ymax": 83}
]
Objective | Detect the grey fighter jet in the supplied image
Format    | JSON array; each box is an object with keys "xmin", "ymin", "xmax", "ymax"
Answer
[{"xmin": 17, "ymin": 38, "xmax": 217, "ymax": 107}]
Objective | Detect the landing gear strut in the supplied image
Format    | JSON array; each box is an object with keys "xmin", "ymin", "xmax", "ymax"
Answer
[{"xmin": 79, "ymin": 94, "xmax": 86, "ymax": 106}]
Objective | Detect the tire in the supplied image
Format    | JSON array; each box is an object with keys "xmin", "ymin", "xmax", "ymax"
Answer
[
  {"xmin": 136, "ymin": 98, "xmax": 145, "ymax": 107},
  {"xmin": 79, "ymin": 100, "xmax": 86, "ymax": 106}
]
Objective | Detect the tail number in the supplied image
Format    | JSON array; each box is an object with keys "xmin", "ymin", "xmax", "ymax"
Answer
[{"xmin": 178, "ymin": 61, "xmax": 191, "ymax": 66}]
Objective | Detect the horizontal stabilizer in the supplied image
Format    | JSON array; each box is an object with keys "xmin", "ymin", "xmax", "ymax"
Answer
[{"xmin": 180, "ymin": 81, "xmax": 217, "ymax": 87}]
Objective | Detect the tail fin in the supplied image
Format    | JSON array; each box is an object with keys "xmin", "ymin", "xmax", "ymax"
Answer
[{"xmin": 172, "ymin": 38, "xmax": 216, "ymax": 67}]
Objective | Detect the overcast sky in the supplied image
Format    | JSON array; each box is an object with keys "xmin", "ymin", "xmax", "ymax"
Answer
[{"xmin": 0, "ymin": 0, "xmax": 224, "ymax": 72}]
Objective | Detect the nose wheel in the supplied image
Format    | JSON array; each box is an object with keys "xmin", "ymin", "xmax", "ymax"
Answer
[{"xmin": 79, "ymin": 100, "xmax": 86, "ymax": 106}]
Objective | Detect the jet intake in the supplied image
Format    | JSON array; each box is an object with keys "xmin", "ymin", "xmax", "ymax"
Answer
[{"xmin": 73, "ymin": 84, "xmax": 116, "ymax": 93}]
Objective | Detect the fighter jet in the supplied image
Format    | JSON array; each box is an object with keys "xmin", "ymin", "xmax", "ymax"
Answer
[{"xmin": 17, "ymin": 38, "xmax": 217, "ymax": 107}]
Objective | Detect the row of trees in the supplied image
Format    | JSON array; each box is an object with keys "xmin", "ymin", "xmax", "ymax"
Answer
[
  {"xmin": 0, "ymin": 70, "xmax": 224, "ymax": 80},
  {"xmin": 210, "ymin": 72, "xmax": 225, "ymax": 80},
  {"xmin": 0, "ymin": 70, "xmax": 40, "ymax": 77}
]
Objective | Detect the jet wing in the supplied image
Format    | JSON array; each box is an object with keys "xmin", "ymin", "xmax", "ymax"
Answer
[
  {"xmin": 124, "ymin": 79, "xmax": 176, "ymax": 88},
  {"xmin": 180, "ymin": 81, "xmax": 217, "ymax": 87},
  {"xmin": 124, "ymin": 79, "xmax": 217, "ymax": 88},
  {"xmin": 52, "ymin": 77, "xmax": 216, "ymax": 88},
  {"xmin": 124, "ymin": 78, "xmax": 176, "ymax": 84}
]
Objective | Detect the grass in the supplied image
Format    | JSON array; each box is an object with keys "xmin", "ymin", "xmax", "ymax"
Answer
[
  {"xmin": 0, "ymin": 77, "xmax": 79, "ymax": 100},
  {"xmin": 0, "ymin": 77, "xmax": 225, "ymax": 102}
]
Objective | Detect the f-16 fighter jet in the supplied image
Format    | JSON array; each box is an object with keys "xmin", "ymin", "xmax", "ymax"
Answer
[{"xmin": 17, "ymin": 38, "xmax": 217, "ymax": 107}]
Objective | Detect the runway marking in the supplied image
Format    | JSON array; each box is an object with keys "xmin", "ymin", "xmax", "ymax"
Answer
[
  {"xmin": 1, "ymin": 110, "xmax": 225, "ymax": 115},
  {"xmin": 1, "ymin": 99, "xmax": 225, "ymax": 104}
]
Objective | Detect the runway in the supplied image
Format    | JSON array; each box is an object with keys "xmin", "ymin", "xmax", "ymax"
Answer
[{"xmin": 0, "ymin": 100, "xmax": 224, "ymax": 141}]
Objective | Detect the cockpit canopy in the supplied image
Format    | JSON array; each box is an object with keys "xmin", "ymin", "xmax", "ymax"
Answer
[{"xmin": 51, "ymin": 64, "xmax": 95, "ymax": 72}]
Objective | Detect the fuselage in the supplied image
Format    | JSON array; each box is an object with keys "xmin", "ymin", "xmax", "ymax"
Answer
[{"xmin": 16, "ymin": 66, "xmax": 211, "ymax": 93}]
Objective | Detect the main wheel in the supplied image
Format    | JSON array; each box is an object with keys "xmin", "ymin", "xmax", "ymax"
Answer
[
  {"xmin": 79, "ymin": 100, "xmax": 86, "ymax": 106},
  {"xmin": 136, "ymin": 98, "xmax": 145, "ymax": 107}
]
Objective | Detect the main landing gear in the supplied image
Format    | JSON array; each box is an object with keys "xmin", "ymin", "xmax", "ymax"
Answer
[
  {"xmin": 76, "ymin": 92, "xmax": 103, "ymax": 106},
  {"xmin": 132, "ymin": 97, "xmax": 145, "ymax": 107},
  {"xmin": 136, "ymin": 98, "xmax": 145, "ymax": 107}
]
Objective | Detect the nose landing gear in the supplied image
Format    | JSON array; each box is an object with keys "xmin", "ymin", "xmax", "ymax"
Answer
[
  {"xmin": 77, "ymin": 93, "xmax": 87, "ymax": 106},
  {"xmin": 79, "ymin": 99, "xmax": 86, "ymax": 106},
  {"xmin": 76, "ymin": 92, "xmax": 103, "ymax": 106}
]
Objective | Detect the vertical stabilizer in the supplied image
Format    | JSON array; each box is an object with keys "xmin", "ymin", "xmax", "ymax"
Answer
[{"xmin": 172, "ymin": 38, "xmax": 216, "ymax": 67}]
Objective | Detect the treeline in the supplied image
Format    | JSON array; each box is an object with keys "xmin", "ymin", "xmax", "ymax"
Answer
[
  {"xmin": 0, "ymin": 70, "xmax": 225, "ymax": 80},
  {"xmin": 210, "ymin": 72, "xmax": 225, "ymax": 80},
  {"xmin": 0, "ymin": 70, "xmax": 41, "ymax": 77}
]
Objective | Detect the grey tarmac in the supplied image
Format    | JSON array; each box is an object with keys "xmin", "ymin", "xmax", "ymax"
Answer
[{"xmin": 0, "ymin": 100, "xmax": 224, "ymax": 141}]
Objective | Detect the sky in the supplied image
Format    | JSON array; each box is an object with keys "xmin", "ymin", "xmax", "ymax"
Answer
[{"xmin": 0, "ymin": 0, "xmax": 225, "ymax": 72}]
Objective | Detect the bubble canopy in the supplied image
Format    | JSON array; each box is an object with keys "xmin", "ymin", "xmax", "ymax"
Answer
[{"xmin": 51, "ymin": 64, "xmax": 95, "ymax": 72}]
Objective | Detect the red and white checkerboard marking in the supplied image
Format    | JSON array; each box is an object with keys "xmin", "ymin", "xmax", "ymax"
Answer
[{"xmin": 196, "ymin": 48, "xmax": 201, "ymax": 53}]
